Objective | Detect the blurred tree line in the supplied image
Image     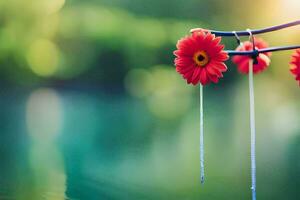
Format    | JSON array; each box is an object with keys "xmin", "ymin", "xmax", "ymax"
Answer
[{"xmin": 0, "ymin": 0, "xmax": 206, "ymax": 88}]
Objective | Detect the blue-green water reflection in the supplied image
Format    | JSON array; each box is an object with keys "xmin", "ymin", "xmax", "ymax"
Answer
[{"xmin": 0, "ymin": 83, "xmax": 299, "ymax": 200}]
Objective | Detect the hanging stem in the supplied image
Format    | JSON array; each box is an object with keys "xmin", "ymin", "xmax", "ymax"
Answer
[
  {"xmin": 200, "ymin": 84, "xmax": 205, "ymax": 184},
  {"xmin": 249, "ymin": 59, "xmax": 256, "ymax": 200}
]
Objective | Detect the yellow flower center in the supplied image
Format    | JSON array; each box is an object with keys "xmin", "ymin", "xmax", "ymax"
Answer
[{"xmin": 193, "ymin": 50, "xmax": 209, "ymax": 67}]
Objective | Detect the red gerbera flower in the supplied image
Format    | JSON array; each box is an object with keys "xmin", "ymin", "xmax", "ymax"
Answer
[
  {"xmin": 174, "ymin": 31, "xmax": 229, "ymax": 85},
  {"xmin": 290, "ymin": 49, "xmax": 300, "ymax": 86},
  {"xmin": 232, "ymin": 37, "xmax": 271, "ymax": 74}
]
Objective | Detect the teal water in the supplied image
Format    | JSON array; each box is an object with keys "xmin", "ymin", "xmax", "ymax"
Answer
[{"xmin": 0, "ymin": 87, "xmax": 299, "ymax": 200}]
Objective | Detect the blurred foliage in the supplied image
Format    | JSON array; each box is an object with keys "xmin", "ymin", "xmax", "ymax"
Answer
[
  {"xmin": 0, "ymin": 0, "xmax": 201, "ymax": 87},
  {"xmin": 0, "ymin": 0, "xmax": 299, "ymax": 88}
]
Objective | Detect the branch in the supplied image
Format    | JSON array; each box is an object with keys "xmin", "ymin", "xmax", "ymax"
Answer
[
  {"xmin": 226, "ymin": 45, "xmax": 300, "ymax": 56},
  {"xmin": 190, "ymin": 20, "xmax": 300, "ymax": 36}
]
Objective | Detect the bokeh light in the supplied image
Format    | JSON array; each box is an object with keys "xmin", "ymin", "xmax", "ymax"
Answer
[
  {"xmin": 280, "ymin": 0, "xmax": 300, "ymax": 20},
  {"xmin": 125, "ymin": 68, "xmax": 154, "ymax": 98},
  {"xmin": 26, "ymin": 39, "xmax": 60, "ymax": 77},
  {"xmin": 39, "ymin": 0, "xmax": 65, "ymax": 15},
  {"xmin": 26, "ymin": 88, "xmax": 63, "ymax": 142},
  {"xmin": 125, "ymin": 65, "xmax": 194, "ymax": 119},
  {"xmin": 146, "ymin": 65, "xmax": 193, "ymax": 119}
]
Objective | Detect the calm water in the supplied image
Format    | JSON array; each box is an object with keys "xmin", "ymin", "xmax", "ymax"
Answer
[{"xmin": 0, "ymin": 86, "xmax": 299, "ymax": 200}]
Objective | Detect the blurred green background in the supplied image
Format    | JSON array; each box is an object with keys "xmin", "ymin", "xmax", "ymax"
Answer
[{"xmin": 0, "ymin": 0, "xmax": 300, "ymax": 199}]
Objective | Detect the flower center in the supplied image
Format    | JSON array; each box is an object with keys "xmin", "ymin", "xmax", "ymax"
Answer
[{"xmin": 193, "ymin": 50, "xmax": 209, "ymax": 67}]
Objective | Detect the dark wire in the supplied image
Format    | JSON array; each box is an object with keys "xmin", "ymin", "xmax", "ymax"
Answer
[
  {"xmin": 190, "ymin": 20, "xmax": 300, "ymax": 36},
  {"xmin": 226, "ymin": 45, "xmax": 300, "ymax": 56}
]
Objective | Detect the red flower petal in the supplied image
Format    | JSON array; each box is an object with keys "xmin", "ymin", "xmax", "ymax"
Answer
[
  {"xmin": 208, "ymin": 61, "xmax": 227, "ymax": 72},
  {"xmin": 191, "ymin": 67, "xmax": 202, "ymax": 84},
  {"xmin": 199, "ymin": 68, "xmax": 210, "ymax": 85},
  {"xmin": 206, "ymin": 64, "xmax": 223, "ymax": 78},
  {"xmin": 290, "ymin": 49, "xmax": 300, "ymax": 86},
  {"xmin": 232, "ymin": 37, "xmax": 271, "ymax": 74},
  {"xmin": 214, "ymin": 52, "xmax": 229, "ymax": 62},
  {"xmin": 207, "ymin": 73, "xmax": 219, "ymax": 83},
  {"xmin": 174, "ymin": 31, "xmax": 229, "ymax": 85},
  {"xmin": 175, "ymin": 57, "xmax": 194, "ymax": 68}
]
